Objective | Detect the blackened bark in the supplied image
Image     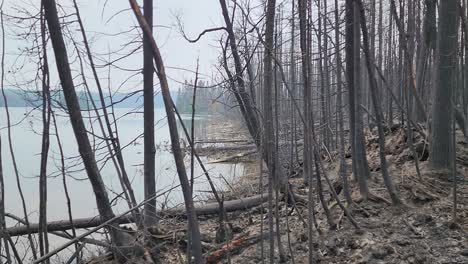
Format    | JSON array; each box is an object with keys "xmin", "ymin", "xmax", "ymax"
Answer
[
  {"xmin": 298, "ymin": 1, "xmax": 316, "ymax": 262},
  {"xmin": 143, "ymin": 0, "xmax": 157, "ymax": 228},
  {"xmin": 38, "ymin": 4, "xmax": 51, "ymax": 259},
  {"xmin": 357, "ymin": 0, "xmax": 403, "ymax": 205},
  {"xmin": 299, "ymin": 0, "xmax": 310, "ymax": 185},
  {"xmin": 43, "ymin": 0, "xmax": 125, "ymax": 250},
  {"xmin": 219, "ymin": 0, "xmax": 289, "ymax": 191},
  {"xmin": 263, "ymin": 0, "xmax": 277, "ymax": 262},
  {"xmin": 346, "ymin": 0, "xmax": 369, "ymax": 199},
  {"xmin": 430, "ymin": 0, "xmax": 459, "ymax": 171},
  {"xmin": 71, "ymin": 0, "xmax": 139, "ymax": 215},
  {"xmin": 128, "ymin": 1, "xmax": 204, "ymax": 262},
  {"xmin": 0, "ymin": 7, "xmax": 37, "ymax": 260},
  {"xmin": 218, "ymin": 0, "xmax": 261, "ymax": 147},
  {"xmin": 335, "ymin": 0, "xmax": 352, "ymax": 205}
]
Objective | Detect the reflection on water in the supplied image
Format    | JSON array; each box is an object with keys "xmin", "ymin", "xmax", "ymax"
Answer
[{"xmin": 0, "ymin": 107, "xmax": 243, "ymax": 262}]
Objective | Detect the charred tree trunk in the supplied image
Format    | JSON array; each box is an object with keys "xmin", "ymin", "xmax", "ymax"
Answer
[
  {"xmin": 263, "ymin": 0, "xmax": 279, "ymax": 262},
  {"xmin": 128, "ymin": 1, "xmax": 204, "ymax": 262},
  {"xmin": 72, "ymin": 0, "xmax": 139, "ymax": 216},
  {"xmin": 43, "ymin": 0, "xmax": 126, "ymax": 253},
  {"xmin": 335, "ymin": 0, "xmax": 353, "ymax": 205},
  {"xmin": 143, "ymin": 0, "xmax": 157, "ymax": 228},
  {"xmin": 218, "ymin": 0, "xmax": 261, "ymax": 147},
  {"xmin": 298, "ymin": 0, "xmax": 316, "ymax": 262},
  {"xmin": 346, "ymin": 0, "xmax": 370, "ymax": 199},
  {"xmin": 357, "ymin": 0, "xmax": 403, "ymax": 205},
  {"xmin": 38, "ymin": 4, "xmax": 51, "ymax": 260},
  {"xmin": 0, "ymin": 7, "xmax": 11, "ymax": 261},
  {"xmin": 430, "ymin": 0, "xmax": 459, "ymax": 172},
  {"xmin": 218, "ymin": 0, "xmax": 288, "ymax": 190}
]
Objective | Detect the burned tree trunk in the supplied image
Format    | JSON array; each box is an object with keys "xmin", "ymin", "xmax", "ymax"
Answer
[
  {"xmin": 430, "ymin": 0, "xmax": 459, "ymax": 172},
  {"xmin": 43, "ymin": 0, "xmax": 126, "ymax": 252},
  {"xmin": 71, "ymin": 0, "xmax": 139, "ymax": 215},
  {"xmin": 38, "ymin": 5, "xmax": 51, "ymax": 259},
  {"xmin": 218, "ymin": 0, "xmax": 289, "ymax": 190},
  {"xmin": 345, "ymin": 0, "xmax": 370, "ymax": 199},
  {"xmin": 335, "ymin": 0, "xmax": 353, "ymax": 204},
  {"xmin": 128, "ymin": 1, "xmax": 204, "ymax": 262},
  {"xmin": 357, "ymin": 0, "xmax": 403, "ymax": 205},
  {"xmin": 218, "ymin": 0, "xmax": 261, "ymax": 147},
  {"xmin": 143, "ymin": 0, "xmax": 157, "ymax": 228}
]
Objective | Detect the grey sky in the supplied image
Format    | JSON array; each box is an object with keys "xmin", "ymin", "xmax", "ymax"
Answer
[{"xmin": 3, "ymin": 0, "xmax": 224, "ymax": 93}]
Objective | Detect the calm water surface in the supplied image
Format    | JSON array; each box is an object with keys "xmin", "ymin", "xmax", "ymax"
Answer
[{"xmin": 0, "ymin": 107, "xmax": 243, "ymax": 261}]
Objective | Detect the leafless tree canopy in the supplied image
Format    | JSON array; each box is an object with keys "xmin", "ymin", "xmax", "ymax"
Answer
[{"xmin": 0, "ymin": 0, "xmax": 466, "ymax": 263}]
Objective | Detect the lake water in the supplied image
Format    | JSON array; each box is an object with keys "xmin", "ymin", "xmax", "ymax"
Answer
[{"xmin": 0, "ymin": 107, "xmax": 244, "ymax": 262}]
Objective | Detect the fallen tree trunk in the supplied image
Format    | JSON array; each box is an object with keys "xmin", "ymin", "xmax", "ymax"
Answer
[
  {"xmin": 3, "ymin": 193, "xmax": 271, "ymax": 237},
  {"xmin": 195, "ymin": 144, "xmax": 258, "ymax": 153},
  {"xmin": 194, "ymin": 139, "xmax": 252, "ymax": 144},
  {"xmin": 208, "ymin": 149, "xmax": 258, "ymax": 163},
  {"xmin": 196, "ymin": 140, "xmax": 304, "ymax": 153},
  {"xmin": 205, "ymin": 232, "xmax": 268, "ymax": 263}
]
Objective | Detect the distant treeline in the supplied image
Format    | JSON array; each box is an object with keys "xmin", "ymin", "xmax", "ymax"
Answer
[
  {"xmin": 0, "ymin": 89, "xmax": 171, "ymax": 109},
  {"xmin": 175, "ymin": 80, "xmax": 230, "ymax": 115}
]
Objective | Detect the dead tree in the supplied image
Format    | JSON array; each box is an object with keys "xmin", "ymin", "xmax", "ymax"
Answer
[
  {"xmin": 71, "ymin": 0, "xmax": 139, "ymax": 215},
  {"xmin": 43, "ymin": 0, "xmax": 128, "ymax": 256},
  {"xmin": 298, "ymin": 0, "xmax": 317, "ymax": 262},
  {"xmin": 38, "ymin": 3, "xmax": 51, "ymax": 260},
  {"xmin": 0, "ymin": 9, "xmax": 38, "ymax": 262},
  {"xmin": 218, "ymin": 0, "xmax": 261, "ymax": 147},
  {"xmin": 263, "ymin": 0, "xmax": 279, "ymax": 262},
  {"xmin": 143, "ymin": 0, "xmax": 157, "ymax": 229},
  {"xmin": 357, "ymin": 0, "xmax": 403, "ymax": 205},
  {"xmin": 430, "ymin": 0, "xmax": 459, "ymax": 172},
  {"xmin": 128, "ymin": 1, "xmax": 204, "ymax": 262},
  {"xmin": 335, "ymin": 0, "xmax": 353, "ymax": 204},
  {"xmin": 0, "ymin": 7, "xmax": 11, "ymax": 261},
  {"xmin": 345, "ymin": 0, "xmax": 370, "ymax": 199}
]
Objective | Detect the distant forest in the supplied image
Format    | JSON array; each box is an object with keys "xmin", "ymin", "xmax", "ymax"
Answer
[
  {"xmin": 0, "ymin": 88, "xmax": 170, "ymax": 109},
  {"xmin": 175, "ymin": 80, "xmax": 231, "ymax": 115},
  {"xmin": 1, "ymin": 87, "xmax": 230, "ymax": 115}
]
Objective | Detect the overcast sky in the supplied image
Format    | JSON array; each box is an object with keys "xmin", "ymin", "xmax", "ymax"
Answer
[{"xmin": 2, "ymin": 0, "xmax": 225, "ymax": 93}]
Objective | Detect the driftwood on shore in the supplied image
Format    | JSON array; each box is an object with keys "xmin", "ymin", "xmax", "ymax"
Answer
[
  {"xmin": 195, "ymin": 144, "xmax": 259, "ymax": 153},
  {"xmin": 194, "ymin": 139, "xmax": 252, "ymax": 144},
  {"xmin": 3, "ymin": 193, "xmax": 271, "ymax": 237},
  {"xmin": 208, "ymin": 149, "xmax": 258, "ymax": 163},
  {"xmin": 195, "ymin": 140, "xmax": 304, "ymax": 154}
]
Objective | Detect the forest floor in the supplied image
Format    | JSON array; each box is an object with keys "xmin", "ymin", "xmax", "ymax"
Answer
[{"xmin": 89, "ymin": 123, "xmax": 468, "ymax": 264}]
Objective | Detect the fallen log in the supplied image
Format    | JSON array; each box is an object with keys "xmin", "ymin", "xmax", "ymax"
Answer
[
  {"xmin": 205, "ymin": 232, "xmax": 268, "ymax": 263},
  {"xmin": 5, "ymin": 213, "xmax": 111, "ymax": 248},
  {"xmin": 196, "ymin": 144, "xmax": 257, "ymax": 153},
  {"xmin": 3, "ymin": 193, "xmax": 271, "ymax": 237},
  {"xmin": 208, "ymin": 149, "xmax": 258, "ymax": 163},
  {"xmin": 196, "ymin": 140, "xmax": 304, "ymax": 153},
  {"xmin": 194, "ymin": 139, "xmax": 251, "ymax": 144}
]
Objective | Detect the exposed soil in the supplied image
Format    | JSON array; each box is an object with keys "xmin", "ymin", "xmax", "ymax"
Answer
[{"xmin": 88, "ymin": 125, "xmax": 468, "ymax": 264}]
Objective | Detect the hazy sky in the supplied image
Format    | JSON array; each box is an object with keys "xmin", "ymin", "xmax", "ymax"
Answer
[{"xmin": 3, "ymin": 0, "xmax": 225, "ymax": 93}]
